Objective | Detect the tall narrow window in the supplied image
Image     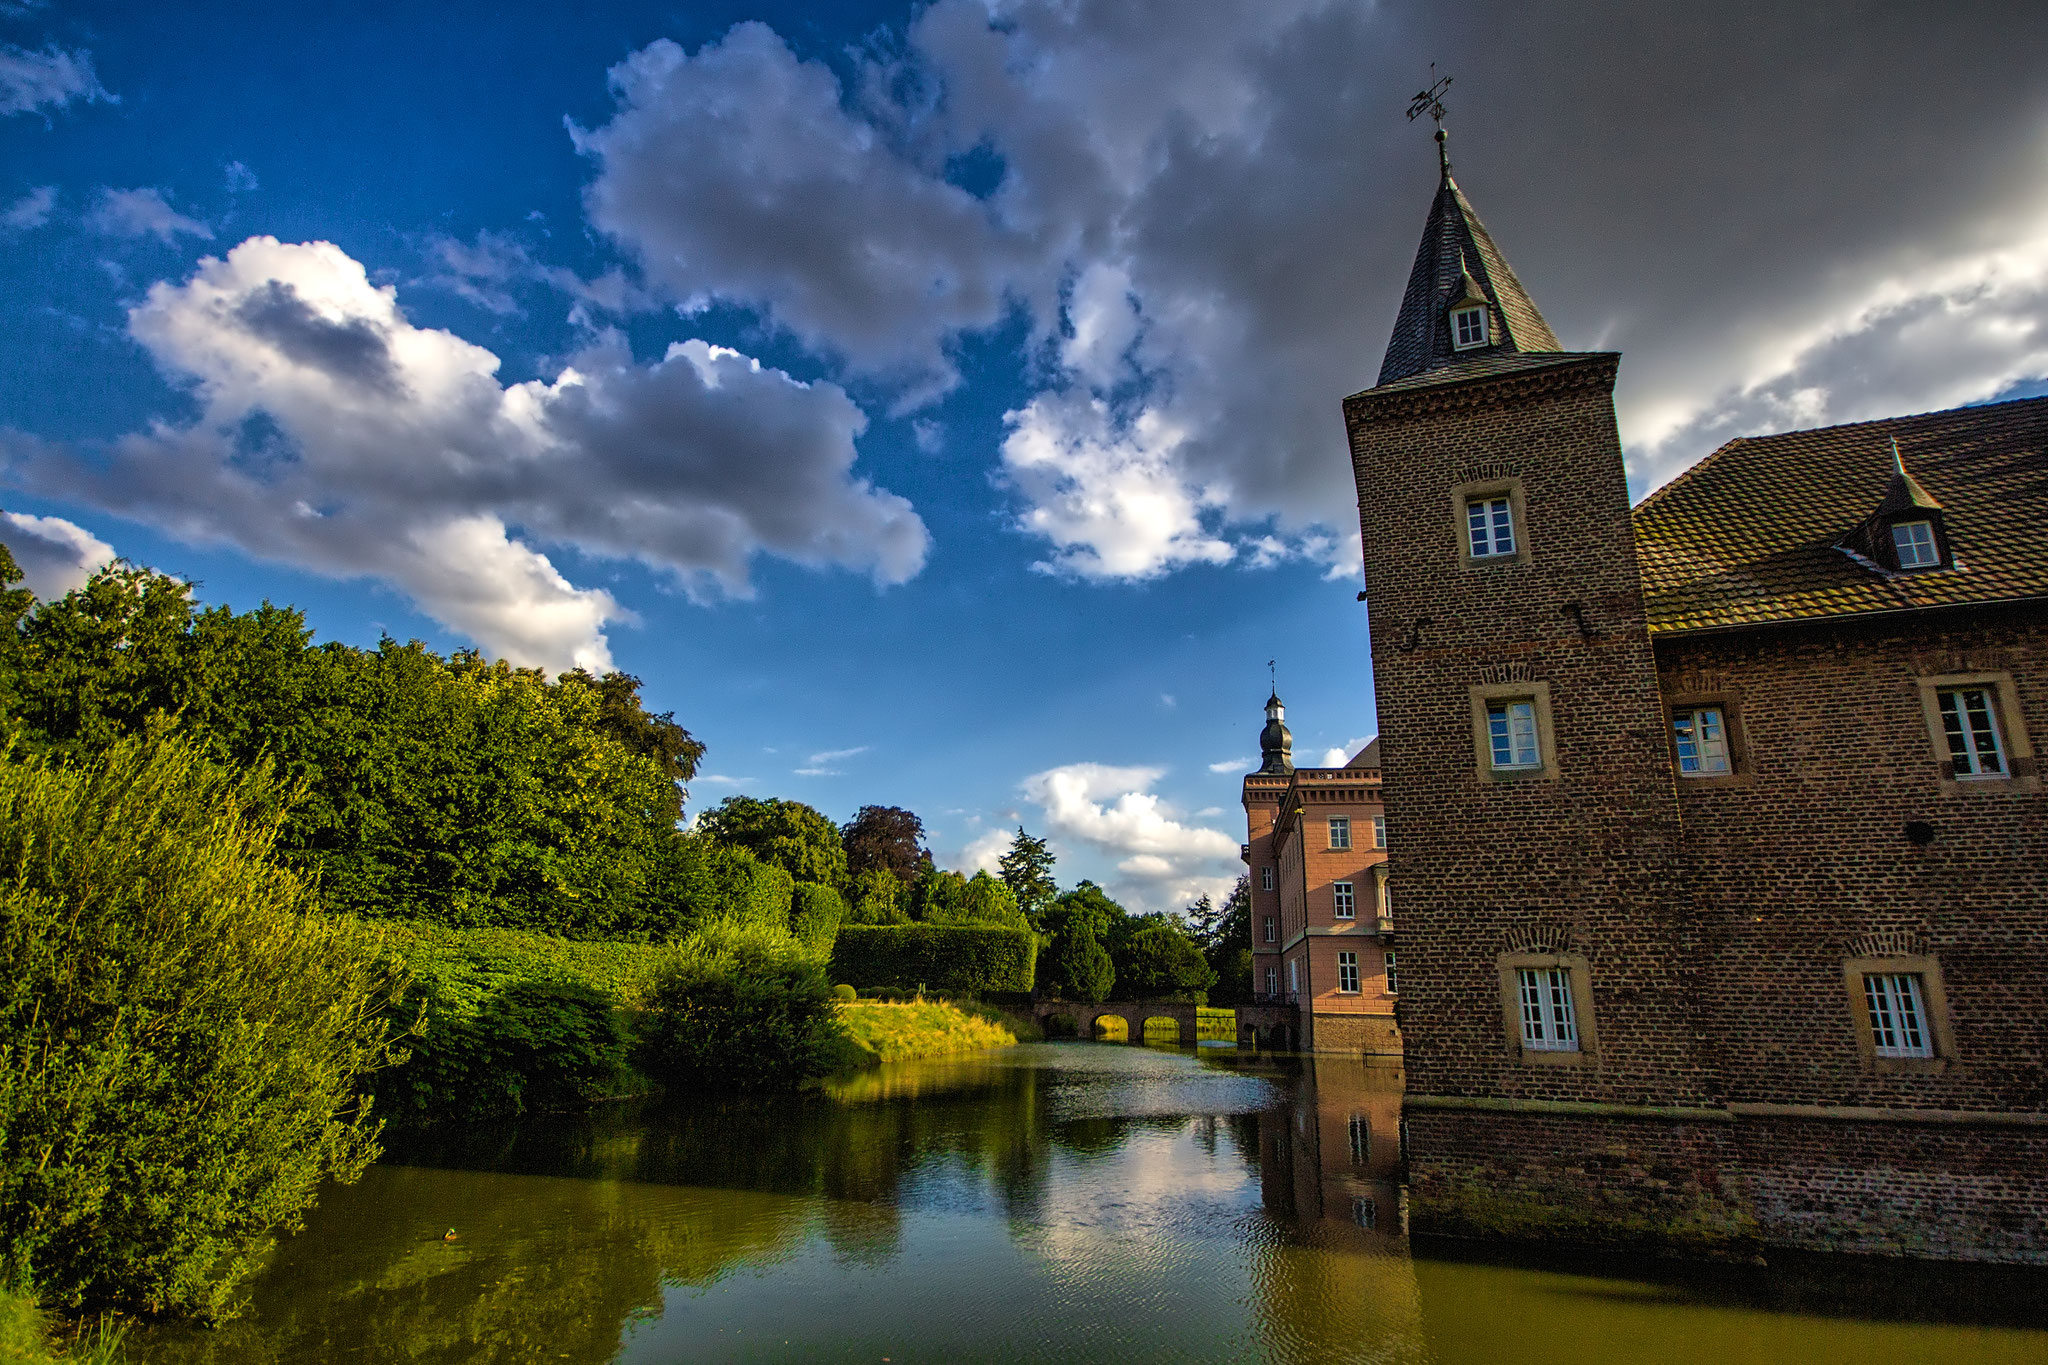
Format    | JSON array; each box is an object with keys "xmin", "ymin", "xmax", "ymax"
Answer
[
  {"xmin": 1287, "ymin": 959, "xmax": 1300, "ymax": 995},
  {"xmin": 1467, "ymin": 496, "xmax": 1515, "ymax": 558},
  {"xmin": 1672, "ymin": 706, "xmax": 1732, "ymax": 776},
  {"xmin": 1329, "ymin": 817, "xmax": 1351, "ymax": 850},
  {"xmin": 1264, "ymin": 966, "xmax": 1278, "ymax": 999},
  {"xmin": 1338, "ymin": 951, "xmax": 1360, "ymax": 993},
  {"xmin": 1262, "ymin": 915, "xmax": 1277, "ymax": 944},
  {"xmin": 1863, "ymin": 973, "xmax": 1934, "ymax": 1059},
  {"xmin": 1348, "ymin": 1114, "xmax": 1370, "ymax": 1165},
  {"xmin": 1383, "ymin": 952, "xmax": 1397, "ymax": 995},
  {"xmin": 1261, "ymin": 866, "xmax": 1275, "ymax": 891},
  {"xmin": 1371, "ymin": 814, "xmax": 1387, "ymax": 849},
  {"xmin": 1892, "ymin": 520, "xmax": 1940, "ymax": 569},
  {"xmin": 1937, "ymin": 688, "xmax": 2007, "ymax": 777},
  {"xmin": 1517, "ymin": 967, "xmax": 1579, "ymax": 1052},
  {"xmin": 1332, "ymin": 882, "xmax": 1355, "ymax": 920},
  {"xmin": 1487, "ymin": 701, "xmax": 1541, "ymax": 769}
]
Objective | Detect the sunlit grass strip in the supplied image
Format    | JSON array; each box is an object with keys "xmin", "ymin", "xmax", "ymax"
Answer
[
  {"xmin": 1196, "ymin": 1007, "xmax": 1237, "ymax": 1042},
  {"xmin": 834, "ymin": 1001, "xmax": 1017, "ymax": 1065}
]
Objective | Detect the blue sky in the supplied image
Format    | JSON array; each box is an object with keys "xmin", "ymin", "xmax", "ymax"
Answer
[{"xmin": 5, "ymin": 1, "xmax": 2047, "ymax": 911}]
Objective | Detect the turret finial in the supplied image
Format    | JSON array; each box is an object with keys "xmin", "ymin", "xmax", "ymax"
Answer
[{"xmin": 1406, "ymin": 65, "xmax": 1454, "ymax": 182}]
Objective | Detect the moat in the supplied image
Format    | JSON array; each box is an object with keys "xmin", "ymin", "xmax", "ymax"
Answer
[{"xmin": 133, "ymin": 1045, "xmax": 2048, "ymax": 1364}]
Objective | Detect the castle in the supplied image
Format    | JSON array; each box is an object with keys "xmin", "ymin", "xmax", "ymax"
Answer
[{"xmin": 1337, "ymin": 126, "xmax": 2047, "ymax": 1261}]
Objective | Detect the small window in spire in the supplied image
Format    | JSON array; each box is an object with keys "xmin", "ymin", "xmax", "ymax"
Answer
[
  {"xmin": 1451, "ymin": 304, "xmax": 1489, "ymax": 350},
  {"xmin": 1892, "ymin": 520, "xmax": 1939, "ymax": 569}
]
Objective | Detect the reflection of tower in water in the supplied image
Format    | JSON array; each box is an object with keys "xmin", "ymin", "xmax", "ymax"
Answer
[{"xmin": 1247, "ymin": 1056, "xmax": 1427, "ymax": 1361}]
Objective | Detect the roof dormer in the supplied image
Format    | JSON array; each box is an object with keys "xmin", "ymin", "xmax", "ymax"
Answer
[
  {"xmin": 1838, "ymin": 439, "xmax": 1951, "ymax": 574},
  {"xmin": 1447, "ymin": 270, "xmax": 1492, "ymax": 352}
]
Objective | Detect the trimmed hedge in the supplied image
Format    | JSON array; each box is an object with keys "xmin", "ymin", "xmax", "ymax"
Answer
[
  {"xmin": 829, "ymin": 924, "xmax": 1037, "ymax": 995},
  {"xmin": 790, "ymin": 881, "xmax": 846, "ymax": 956},
  {"xmin": 374, "ymin": 920, "xmax": 673, "ymax": 1005}
]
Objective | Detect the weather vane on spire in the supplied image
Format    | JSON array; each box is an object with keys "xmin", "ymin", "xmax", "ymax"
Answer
[
  {"xmin": 1406, "ymin": 64, "xmax": 1453, "ymax": 177},
  {"xmin": 1268, "ymin": 659, "xmax": 1277, "ymax": 691}
]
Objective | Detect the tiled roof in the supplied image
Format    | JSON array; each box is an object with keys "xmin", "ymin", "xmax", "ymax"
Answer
[
  {"xmin": 1375, "ymin": 168, "xmax": 1564, "ymax": 387},
  {"xmin": 1633, "ymin": 395, "xmax": 2048, "ymax": 633}
]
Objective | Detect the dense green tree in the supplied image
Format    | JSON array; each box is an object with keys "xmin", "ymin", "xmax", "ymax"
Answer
[
  {"xmin": 844, "ymin": 866, "xmax": 910, "ymax": 925},
  {"xmin": 1116, "ymin": 923, "xmax": 1218, "ymax": 1001},
  {"xmin": 0, "ymin": 734, "xmax": 396, "ymax": 1317},
  {"xmin": 918, "ymin": 869, "xmax": 1027, "ymax": 930},
  {"xmin": 840, "ymin": 805, "xmax": 927, "ymax": 886},
  {"xmin": 1046, "ymin": 920, "xmax": 1114, "ymax": 1002},
  {"xmin": 996, "ymin": 827, "xmax": 1057, "ymax": 930},
  {"xmin": 556, "ymin": 668, "xmax": 704, "ymax": 820},
  {"xmin": 1190, "ymin": 876, "xmax": 1252, "ymax": 1002},
  {"xmin": 698, "ymin": 795, "xmax": 848, "ymax": 888},
  {"xmin": 1047, "ymin": 880, "xmax": 1127, "ymax": 944}
]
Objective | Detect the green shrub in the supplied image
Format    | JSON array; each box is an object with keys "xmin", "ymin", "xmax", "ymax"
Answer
[
  {"xmin": 374, "ymin": 919, "xmax": 673, "ymax": 1004},
  {"xmin": 375, "ymin": 978, "xmax": 627, "ymax": 1123},
  {"xmin": 832, "ymin": 983, "xmax": 858, "ymax": 1002},
  {"xmin": 1116, "ymin": 923, "xmax": 1217, "ymax": 1001},
  {"xmin": 791, "ymin": 882, "xmax": 847, "ymax": 956},
  {"xmin": 1048, "ymin": 922, "xmax": 1114, "ymax": 1002},
  {"xmin": 0, "ymin": 735, "xmax": 395, "ymax": 1318},
  {"xmin": 829, "ymin": 925, "xmax": 1037, "ymax": 995},
  {"xmin": 703, "ymin": 843, "xmax": 795, "ymax": 930},
  {"xmin": 642, "ymin": 923, "xmax": 841, "ymax": 1091}
]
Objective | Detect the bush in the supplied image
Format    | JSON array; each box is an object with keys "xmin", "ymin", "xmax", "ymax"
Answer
[
  {"xmin": 829, "ymin": 925, "xmax": 1038, "ymax": 995},
  {"xmin": 641, "ymin": 923, "xmax": 840, "ymax": 1091},
  {"xmin": 832, "ymin": 983, "xmax": 858, "ymax": 1002},
  {"xmin": 0, "ymin": 735, "xmax": 395, "ymax": 1317},
  {"xmin": 1115, "ymin": 923, "xmax": 1217, "ymax": 1001},
  {"xmin": 375, "ymin": 978, "xmax": 627, "ymax": 1123},
  {"xmin": 375, "ymin": 920, "xmax": 674, "ymax": 1004},
  {"xmin": 791, "ymin": 882, "xmax": 847, "ymax": 956},
  {"xmin": 1048, "ymin": 923, "xmax": 1114, "ymax": 1002}
]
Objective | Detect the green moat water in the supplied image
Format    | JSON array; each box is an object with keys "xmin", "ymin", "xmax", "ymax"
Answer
[{"xmin": 133, "ymin": 1044, "xmax": 2048, "ymax": 1363}]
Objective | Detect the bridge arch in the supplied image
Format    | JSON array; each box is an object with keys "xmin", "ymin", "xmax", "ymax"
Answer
[
  {"xmin": 1092, "ymin": 1013, "xmax": 1130, "ymax": 1042},
  {"xmin": 1142, "ymin": 1015, "xmax": 1182, "ymax": 1046}
]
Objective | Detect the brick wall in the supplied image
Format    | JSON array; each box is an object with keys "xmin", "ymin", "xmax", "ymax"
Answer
[{"xmin": 1344, "ymin": 357, "xmax": 1713, "ymax": 1105}]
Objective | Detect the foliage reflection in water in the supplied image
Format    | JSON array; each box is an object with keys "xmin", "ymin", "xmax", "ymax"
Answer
[{"xmin": 132, "ymin": 1045, "xmax": 2048, "ymax": 1364}]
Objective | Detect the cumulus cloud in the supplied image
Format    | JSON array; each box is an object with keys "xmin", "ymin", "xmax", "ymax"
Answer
[
  {"xmin": 0, "ymin": 42, "xmax": 110, "ymax": 117},
  {"xmin": 88, "ymin": 187, "xmax": 212, "ymax": 243},
  {"xmin": 425, "ymin": 229, "xmax": 645, "ymax": 321},
  {"xmin": 573, "ymin": 22, "xmax": 1031, "ymax": 398},
  {"xmin": 1020, "ymin": 761, "xmax": 1239, "ymax": 912},
  {"xmin": 1, "ymin": 185, "xmax": 53, "ymax": 230},
  {"xmin": 1316, "ymin": 736, "xmax": 1371, "ymax": 768},
  {"xmin": 959, "ymin": 825, "xmax": 1011, "ymax": 876},
  {"xmin": 2, "ymin": 237, "xmax": 930, "ymax": 671},
  {"xmin": 0, "ymin": 510, "xmax": 113, "ymax": 598},
  {"xmin": 560, "ymin": 2, "xmax": 2048, "ymax": 580}
]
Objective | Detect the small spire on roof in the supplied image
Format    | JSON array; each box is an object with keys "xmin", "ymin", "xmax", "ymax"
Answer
[{"xmin": 1877, "ymin": 437, "xmax": 1942, "ymax": 515}]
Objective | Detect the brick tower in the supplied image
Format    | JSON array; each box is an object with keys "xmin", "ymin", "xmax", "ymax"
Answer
[{"xmin": 1342, "ymin": 130, "xmax": 1738, "ymax": 1240}]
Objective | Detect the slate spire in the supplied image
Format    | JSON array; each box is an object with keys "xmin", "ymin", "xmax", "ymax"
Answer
[{"xmin": 1376, "ymin": 133, "xmax": 1564, "ymax": 387}]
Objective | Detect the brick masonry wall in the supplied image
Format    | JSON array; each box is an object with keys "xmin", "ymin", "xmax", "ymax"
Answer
[
  {"xmin": 1344, "ymin": 358, "xmax": 1713, "ymax": 1106},
  {"xmin": 1658, "ymin": 605, "xmax": 2048, "ymax": 1111}
]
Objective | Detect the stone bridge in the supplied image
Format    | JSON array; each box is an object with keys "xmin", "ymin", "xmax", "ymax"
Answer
[{"xmin": 1029, "ymin": 998, "xmax": 1302, "ymax": 1050}]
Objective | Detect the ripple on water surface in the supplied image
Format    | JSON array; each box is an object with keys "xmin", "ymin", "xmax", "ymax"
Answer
[{"xmin": 129, "ymin": 1044, "xmax": 2048, "ymax": 1364}]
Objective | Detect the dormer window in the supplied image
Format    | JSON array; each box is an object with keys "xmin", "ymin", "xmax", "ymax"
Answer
[
  {"xmin": 1451, "ymin": 305, "xmax": 1489, "ymax": 350},
  {"xmin": 1892, "ymin": 520, "xmax": 1939, "ymax": 569}
]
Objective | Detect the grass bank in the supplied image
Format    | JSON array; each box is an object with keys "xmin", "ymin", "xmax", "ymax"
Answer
[
  {"xmin": 0, "ymin": 1287, "xmax": 124, "ymax": 1365},
  {"xmin": 831, "ymin": 1001, "xmax": 1018, "ymax": 1067}
]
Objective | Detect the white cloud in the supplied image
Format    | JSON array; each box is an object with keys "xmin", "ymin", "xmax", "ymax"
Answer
[
  {"xmin": 0, "ymin": 43, "xmax": 111, "ymax": 118},
  {"xmin": 1315, "ymin": 735, "xmax": 1372, "ymax": 768},
  {"xmin": 960, "ymin": 825, "xmax": 1011, "ymax": 876},
  {"xmin": 426, "ymin": 229, "xmax": 645, "ymax": 322},
  {"xmin": 223, "ymin": 161, "xmax": 258, "ymax": 193},
  {"xmin": 573, "ymin": 22, "xmax": 1031, "ymax": 398},
  {"xmin": 88, "ymin": 187, "xmax": 212, "ymax": 243},
  {"xmin": 1206, "ymin": 757, "xmax": 1252, "ymax": 774},
  {"xmin": 807, "ymin": 744, "xmax": 869, "ymax": 764},
  {"xmin": 4, "ymin": 236, "xmax": 930, "ymax": 672},
  {"xmin": 1020, "ymin": 760, "xmax": 1240, "ymax": 912},
  {"xmin": 0, "ymin": 511, "xmax": 113, "ymax": 598},
  {"xmin": 3, "ymin": 185, "xmax": 54, "ymax": 230},
  {"xmin": 694, "ymin": 774, "xmax": 754, "ymax": 787}
]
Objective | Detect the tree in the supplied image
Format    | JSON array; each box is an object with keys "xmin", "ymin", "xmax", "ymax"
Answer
[
  {"xmin": 844, "ymin": 867, "xmax": 910, "ymax": 924},
  {"xmin": 558, "ymin": 668, "xmax": 704, "ymax": 820},
  {"xmin": 996, "ymin": 827, "xmax": 1057, "ymax": 930},
  {"xmin": 698, "ymin": 795, "xmax": 848, "ymax": 889},
  {"xmin": 840, "ymin": 805, "xmax": 927, "ymax": 886},
  {"xmin": 1116, "ymin": 923, "xmax": 1218, "ymax": 1001},
  {"xmin": 1191, "ymin": 877, "xmax": 1252, "ymax": 1003},
  {"xmin": 1048, "ymin": 920, "xmax": 1114, "ymax": 1002}
]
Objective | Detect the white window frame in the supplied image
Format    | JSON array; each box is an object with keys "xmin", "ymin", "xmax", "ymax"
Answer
[
  {"xmin": 1332, "ymin": 881, "xmax": 1355, "ymax": 920},
  {"xmin": 1347, "ymin": 1114, "xmax": 1369, "ymax": 1165},
  {"xmin": 1287, "ymin": 958, "xmax": 1300, "ymax": 995},
  {"xmin": 1264, "ymin": 966, "xmax": 1279, "ymax": 998},
  {"xmin": 1487, "ymin": 700, "xmax": 1541, "ymax": 770},
  {"xmin": 1466, "ymin": 495, "xmax": 1516, "ymax": 558},
  {"xmin": 1337, "ymin": 950, "xmax": 1360, "ymax": 993},
  {"xmin": 1383, "ymin": 952, "xmax": 1397, "ymax": 995},
  {"xmin": 1450, "ymin": 304, "xmax": 1489, "ymax": 350},
  {"xmin": 1328, "ymin": 817, "xmax": 1351, "ymax": 850},
  {"xmin": 1863, "ymin": 972, "xmax": 1933, "ymax": 1059},
  {"xmin": 1892, "ymin": 519, "xmax": 1939, "ymax": 569},
  {"xmin": 1517, "ymin": 966, "xmax": 1579, "ymax": 1053},
  {"xmin": 1371, "ymin": 814, "xmax": 1386, "ymax": 849},
  {"xmin": 1262, "ymin": 915, "xmax": 1277, "ymax": 944},
  {"xmin": 1937, "ymin": 687, "xmax": 2007, "ymax": 778},
  {"xmin": 1260, "ymin": 865, "xmax": 1275, "ymax": 892},
  {"xmin": 1672, "ymin": 706, "xmax": 1732, "ymax": 776}
]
